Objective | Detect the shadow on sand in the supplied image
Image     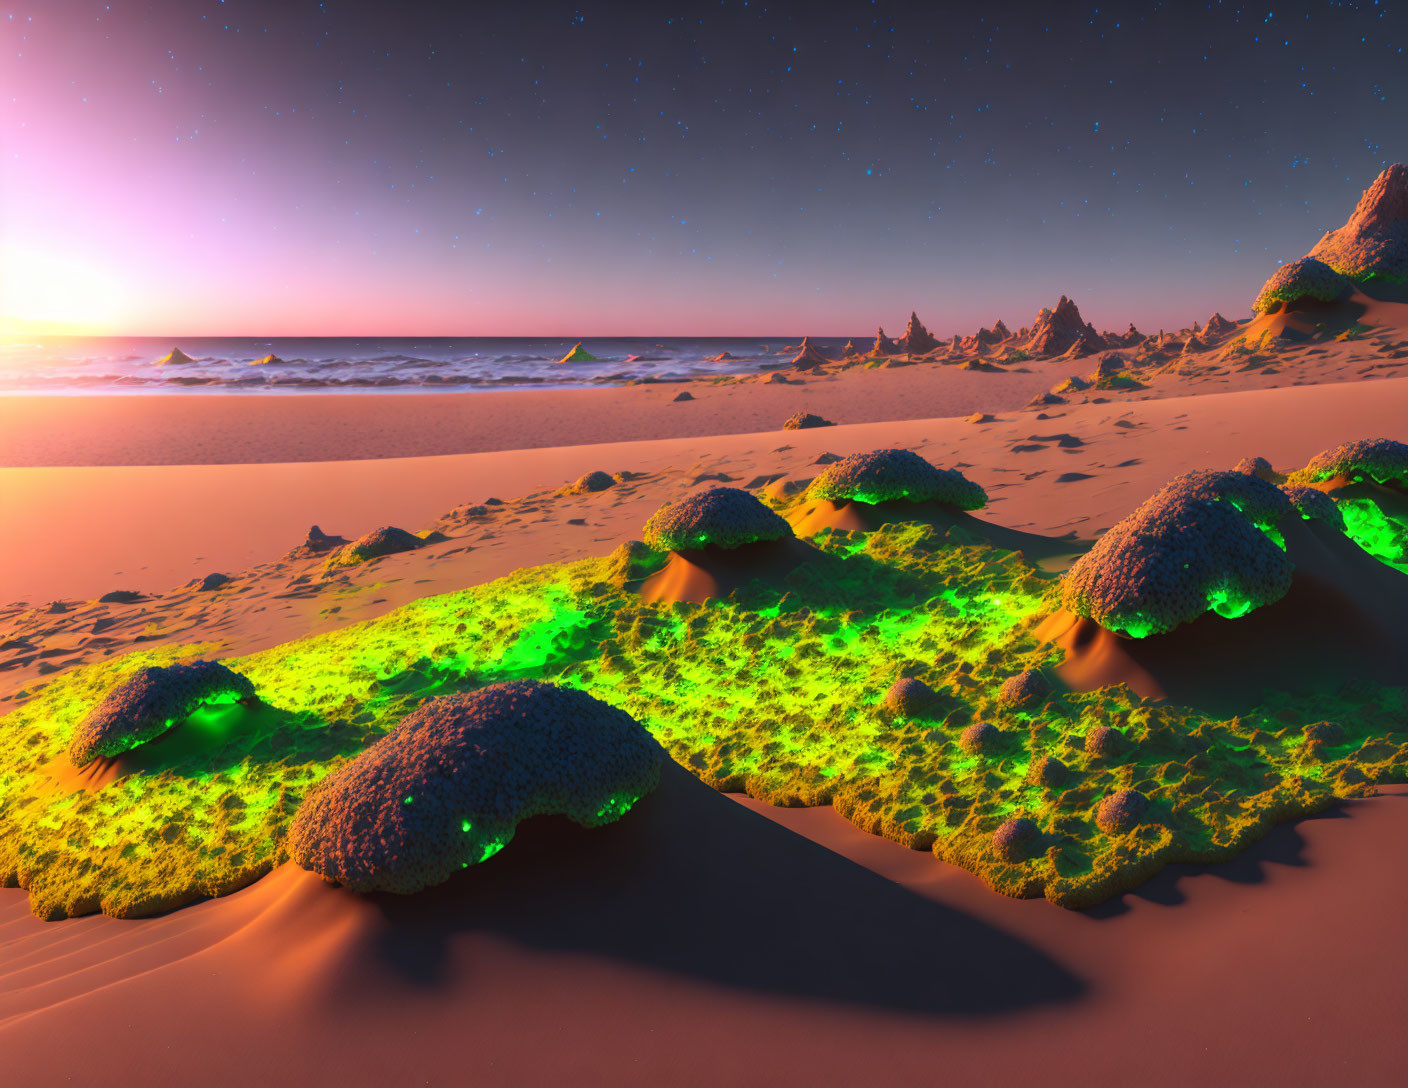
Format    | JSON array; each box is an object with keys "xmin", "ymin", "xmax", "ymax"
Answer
[{"xmin": 352, "ymin": 762, "xmax": 1083, "ymax": 1017}]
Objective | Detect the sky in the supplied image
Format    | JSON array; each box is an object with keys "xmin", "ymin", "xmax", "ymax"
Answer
[{"xmin": 1, "ymin": 0, "xmax": 1406, "ymax": 337}]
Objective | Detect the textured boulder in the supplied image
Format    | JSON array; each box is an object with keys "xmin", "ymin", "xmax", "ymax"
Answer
[
  {"xmin": 1061, "ymin": 471, "xmax": 1295, "ymax": 637},
  {"xmin": 1025, "ymin": 754, "xmax": 1067, "ymax": 788},
  {"xmin": 1287, "ymin": 438, "xmax": 1408, "ymax": 488},
  {"xmin": 1252, "ymin": 257, "xmax": 1354, "ymax": 314},
  {"xmin": 1096, "ymin": 789, "xmax": 1150, "ymax": 835},
  {"xmin": 1083, "ymin": 726, "xmax": 1123, "ymax": 758},
  {"xmin": 641, "ymin": 486, "xmax": 794, "ymax": 552},
  {"xmin": 882, "ymin": 677, "xmax": 939, "ymax": 717},
  {"xmin": 959, "ymin": 720, "xmax": 1003, "ymax": 754},
  {"xmin": 288, "ymin": 524, "xmax": 349, "ymax": 559},
  {"xmin": 287, "ymin": 682, "xmax": 661, "ymax": 895},
  {"xmin": 998, "ymin": 669, "xmax": 1049, "ymax": 709},
  {"xmin": 673, "ymin": 390, "xmax": 695, "ymax": 402},
  {"xmin": 335, "ymin": 525, "xmax": 428, "ymax": 565},
  {"xmin": 563, "ymin": 470, "xmax": 616, "ymax": 495},
  {"xmin": 782, "ymin": 411, "xmax": 835, "ymax": 430},
  {"xmin": 871, "ymin": 326, "xmax": 897, "ymax": 355},
  {"xmin": 807, "ymin": 448, "xmax": 987, "ymax": 509},
  {"xmin": 1233, "ymin": 455, "xmax": 1278, "ymax": 482},
  {"xmin": 68, "ymin": 661, "xmax": 256, "ymax": 767},
  {"xmin": 1280, "ymin": 485, "xmax": 1346, "ymax": 530},
  {"xmin": 992, "ymin": 817, "xmax": 1041, "ymax": 863},
  {"xmin": 1306, "ymin": 163, "xmax": 1408, "ymax": 281},
  {"xmin": 197, "ymin": 572, "xmax": 231, "ymax": 592}
]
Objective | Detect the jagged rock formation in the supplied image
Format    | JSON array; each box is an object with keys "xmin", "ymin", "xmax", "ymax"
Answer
[
  {"xmin": 900, "ymin": 312, "xmax": 939, "ymax": 354},
  {"xmin": 1306, "ymin": 163, "xmax": 1408, "ymax": 281},
  {"xmin": 1204, "ymin": 312, "xmax": 1236, "ymax": 337},
  {"xmin": 154, "ymin": 347, "xmax": 195, "ymax": 366},
  {"xmin": 1027, "ymin": 296, "xmax": 1102, "ymax": 357},
  {"xmin": 791, "ymin": 336, "xmax": 831, "ymax": 370},
  {"xmin": 871, "ymin": 326, "xmax": 898, "ymax": 355}
]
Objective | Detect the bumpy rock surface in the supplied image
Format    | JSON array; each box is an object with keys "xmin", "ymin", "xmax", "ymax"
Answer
[
  {"xmin": 1306, "ymin": 163, "xmax": 1408, "ymax": 281},
  {"xmin": 1061, "ymin": 470, "xmax": 1296, "ymax": 637},
  {"xmin": 998, "ymin": 669, "xmax": 1049, "ymax": 708},
  {"xmin": 1026, "ymin": 754, "xmax": 1067, "ymax": 788},
  {"xmin": 1233, "ymin": 455, "xmax": 1277, "ymax": 482},
  {"xmin": 641, "ymin": 486, "xmax": 795, "ymax": 552},
  {"xmin": 992, "ymin": 817, "xmax": 1041, "ymax": 863},
  {"xmin": 563, "ymin": 470, "xmax": 616, "ymax": 495},
  {"xmin": 68, "ymin": 661, "xmax": 256, "ymax": 766},
  {"xmin": 1204, "ymin": 312, "xmax": 1236, "ymax": 337},
  {"xmin": 1084, "ymin": 726, "xmax": 1123, "ymax": 758},
  {"xmin": 1096, "ymin": 789, "xmax": 1150, "ymax": 835},
  {"xmin": 287, "ymin": 682, "xmax": 661, "ymax": 895},
  {"xmin": 959, "ymin": 720, "xmax": 1003, "ymax": 754},
  {"xmin": 782, "ymin": 411, "xmax": 835, "ymax": 430},
  {"xmin": 882, "ymin": 677, "xmax": 938, "ymax": 717},
  {"xmin": 1281, "ymin": 485, "xmax": 1346, "ymax": 530},
  {"xmin": 1252, "ymin": 257, "xmax": 1354, "ymax": 313},
  {"xmin": 336, "ymin": 525, "xmax": 427, "ymax": 565},
  {"xmin": 1288, "ymin": 438, "xmax": 1408, "ymax": 488},
  {"xmin": 807, "ymin": 448, "xmax": 988, "ymax": 509},
  {"xmin": 288, "ymin": 524, "xmax": 350, "ymax": 559}
]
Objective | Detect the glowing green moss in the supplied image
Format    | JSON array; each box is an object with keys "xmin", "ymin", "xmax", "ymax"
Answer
[
  {"xmin": 3, "ymin": 518, "xmax": 1408, "ymax": 918},
  {"xmin": 1338, "ymin": 496, "xmax": 1408, "ymax": 574}
]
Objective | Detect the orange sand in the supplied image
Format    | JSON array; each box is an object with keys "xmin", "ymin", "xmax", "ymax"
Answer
[{"xmin": 2, "ymin": 333, "xmax": 1407, "ymax": 1083}]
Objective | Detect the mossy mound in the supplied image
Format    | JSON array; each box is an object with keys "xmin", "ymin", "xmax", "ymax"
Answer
[
  {"xmin": 288, "ymin": 682, "xmax": 661, "ymax": 894},
  {"xmin": 1288, "ymin": 438, "xmax": 1408, "ymax": 489},
  {"xmin": 68, "ymin": 660, "xmax": 256, "ymax": 767},
  {"xmin": 1060, "ymin": 471, "xmax": 1296, "ymax": 637},
  {"xmin": 641, "ymin": 487, "xmax": 794, "ymax": 552},
  {"xmin": 1252, "ymin": 257, "xmax": 1353, "ymax": 314},
  {"xmin": 808, "ymin": 448, "xmax": 987, "ymax": 509}
]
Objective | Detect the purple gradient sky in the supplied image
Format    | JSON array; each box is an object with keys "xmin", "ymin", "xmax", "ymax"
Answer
[{"xmin": 2, "ymin": 1, "xmax": 1406, "ymax": 337}]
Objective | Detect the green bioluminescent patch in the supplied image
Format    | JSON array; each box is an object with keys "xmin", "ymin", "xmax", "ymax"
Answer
[
  {"xmin": 2, "ymin": 520, "xmax": 1407, "ymax": 919},
  {"xmin": 1337, "ymin": 496, "xmax": 1408, "ymax": 574}
]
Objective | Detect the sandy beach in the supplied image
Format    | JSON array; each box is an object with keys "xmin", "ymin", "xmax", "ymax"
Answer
[{"xmin": 3, "ymin": 332, "xmax": 1408, "ymax": 1082}]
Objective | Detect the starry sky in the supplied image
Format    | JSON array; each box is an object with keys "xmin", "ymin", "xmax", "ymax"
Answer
[{"xmin": 2, "ymin": 0, "xmax": 1406, "ymax": 337}]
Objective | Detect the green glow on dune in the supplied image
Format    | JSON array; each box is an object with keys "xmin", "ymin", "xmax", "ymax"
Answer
[
  {"xmin": 1337, "ymin": 497, "xmax": 1408, "ymax": 574},
  {"xmin": 2, "ymin": 520, "xmax": 1408, "ymax": 918}
]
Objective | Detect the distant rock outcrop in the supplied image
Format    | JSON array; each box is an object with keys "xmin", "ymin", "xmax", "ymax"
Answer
[
  {"xmin": 871, "ymin": 326, "xmax": 898, "ymax": 355},
  {"xmin": 1306, "ymin": 163, "xmax": 1408, "ymax": 281},
  {"xmin": 791, "ymin": 336, "xmax": 831, "ymax": 370},
  {"xmin": 841, "ymin": 339, "xmax": 858, "ymax": 357},
  {"xmin": 1026, "ymin": 296, "xmax": 1102, "ymax": 357},
  {"xmin": 154, "ymin": 347, "xmax": 195, "ymax": 366},
  {"xmin": 900, "ymin": 312, "xmax": 939, "ymax": 354},
  {"xmin": 287, "ymin": 525, "xmax": 350, "ymax": 560},
  {"xmin": 248, "ymin": 354, "xmax": 286, "ymax": 366},
  {"xmin": 557, "ymin": 342, "xmax": 600, "ymax": 364},
  {"xmin": 1203, "ymin": 312, "xmax": 1236, "ymax": 337}
]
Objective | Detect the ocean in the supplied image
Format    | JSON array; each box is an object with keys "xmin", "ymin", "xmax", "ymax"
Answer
[{"xmin": 0, "ymin": 336, "xmax": 856, "ymax": 394}]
